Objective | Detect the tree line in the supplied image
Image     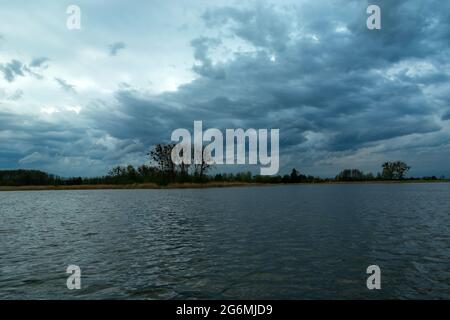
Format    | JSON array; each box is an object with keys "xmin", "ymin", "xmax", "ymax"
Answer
[
  {"xmin": 335, "ymin": 161, "xmax": 412, "ymax": 181},
  {"xmin": 0, "ymin": 144, "xmax": 446, "ymax": 186}
]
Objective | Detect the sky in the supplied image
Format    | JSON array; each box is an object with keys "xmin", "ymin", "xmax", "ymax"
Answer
[{"xmin": 1, "ymin": 0, "xmax": 450, "ymax": 178}]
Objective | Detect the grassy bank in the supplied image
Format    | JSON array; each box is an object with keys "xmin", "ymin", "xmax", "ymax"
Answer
[
  {"xmin": 0, "ymin": 181, "xmax": 260, "ymax": 191},
  {"xmin": 1, "ymin": 179, "xmax": 449, "ymax": 191}
]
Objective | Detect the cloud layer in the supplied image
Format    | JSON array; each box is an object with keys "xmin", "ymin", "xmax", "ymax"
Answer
[{"xmin": 1, "ymin": 0, "xmax": 450, "ymax": 177}]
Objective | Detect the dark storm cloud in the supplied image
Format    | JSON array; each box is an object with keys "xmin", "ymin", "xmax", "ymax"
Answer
[
  {"xmin": 0, "ymin": 59, "xmax": 25, "ymax": 82},
  {"xmin": 84, "ymin": 90, "xmax": 186, "ymax": 147},
  {"xmin": 3, "ymin": 0, "xmax": 450, "ymax": 177},
  {"xmin": 191, "ymin": 37, "xmax": 226, "ymax": 79},
  {"xmin": 202, "ymin": 4, "xmax": 292, "ymax": 52},
  {"xmin": 0, "ymin": 111, "xmax": 82, "ymax": 167},
  {"xmin": 85, "ymin": 0, "xmax": 450, "ymax": 176},
  {"xmin": 442, "ymin": 111, "xmax": 450, "ymax": 121},
  {"xmin": 0, "ymin": 110, "xmax": 145, "ymax": 176},
  {"xmin": 0, "ymin": 57, "xmax": 49, "ymax": 82},
  {"xmin": 30, "ymin": 57, "xmax": 50, "ymax": 68},
  {"xmin": 54, "ymin": 77, "xmax": 76, "ymax": 93},
  {"xmin": 109, "ymin": 42, "xmax": 126, "ymax": 56}
]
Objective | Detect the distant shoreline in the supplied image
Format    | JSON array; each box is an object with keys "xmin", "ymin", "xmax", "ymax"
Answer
[
  {"xmin": 0, "ymin": 182, "xmax": 261, "ymax": 191},
  {"xmin": 1, "ymin": 180, "xmax": 449, "ymax": 191}
]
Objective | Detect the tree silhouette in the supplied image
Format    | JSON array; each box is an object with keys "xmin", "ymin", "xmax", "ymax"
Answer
[{"xmin": 382, "ymin": 161, "xmax": 410, "ymax": 180}]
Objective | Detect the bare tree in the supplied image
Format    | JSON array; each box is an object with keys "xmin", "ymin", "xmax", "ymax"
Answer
[
  {"xmin": 192, "ymin": 144, "xmax": 212, "ymax": 181},
  {"xmin": 148, "ymin": 143, "xmax": 176, "ymax": 179}
]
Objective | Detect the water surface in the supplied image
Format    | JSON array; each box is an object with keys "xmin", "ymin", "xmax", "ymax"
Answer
[{"xmin": 1, "ymin": 184, "xmax": 450, "ymax": 299}]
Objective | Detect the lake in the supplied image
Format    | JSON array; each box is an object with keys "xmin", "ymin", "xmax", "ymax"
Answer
[{"xmin": 1, "ymin": 183, "xmax": 450, "ymax": 299}]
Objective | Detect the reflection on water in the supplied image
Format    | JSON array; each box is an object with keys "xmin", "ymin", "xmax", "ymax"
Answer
[{"xmin": 1, "ymin": 183, "xmax": 450, "ymax": 299}]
